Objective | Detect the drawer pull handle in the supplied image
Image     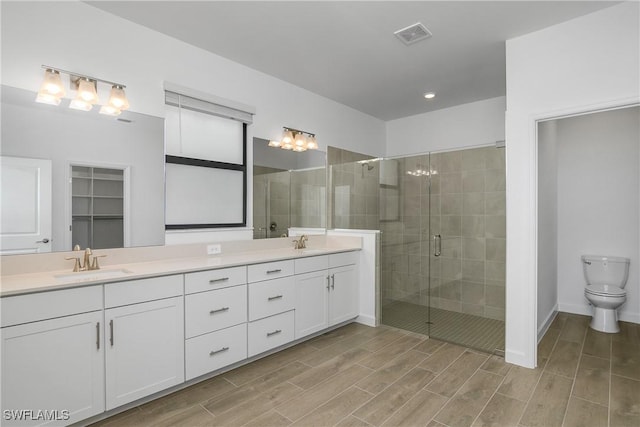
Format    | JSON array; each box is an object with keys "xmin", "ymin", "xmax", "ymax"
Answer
[
  {"xmin": 209, "ymin": 277, "xmax": 230, "ymax": 284},
  {"xmin": 96, "ymin": 322, "xmax": 100, "ymax": 350},
  {"xmin": 266, "ymin": 269, "xmax": 282, "ymax": 274},
  {"xmin": 109, "ymin": 319, "xmax": 114, "ymax": 346},
  {"xmin": 210, "ymin": 307, "xmax": 230, "ymax": 315},
  {"xmin": 331, "ymin": 274, "xmax": 335, "ymax": 290},
  {"xmin": 267, "ymin": 329, "xmax": 282, "ymax": 337},
  {"xmin": 268, "ymin": 295, "xmax": 283, "ymax": 301},
  {"xmin": 210, "ymin": 347, "xmax": 230, "ymax": 356}
]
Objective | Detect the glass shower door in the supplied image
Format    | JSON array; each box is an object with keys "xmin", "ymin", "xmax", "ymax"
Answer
[{"xmin": 427, "ymin": 147, "xmax": 505, "ymax": 353}]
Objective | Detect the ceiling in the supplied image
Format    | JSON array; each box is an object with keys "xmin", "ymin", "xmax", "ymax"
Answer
[{"xmin": 88, "ymin": 1, "xmax": 619, "ymax": 121}]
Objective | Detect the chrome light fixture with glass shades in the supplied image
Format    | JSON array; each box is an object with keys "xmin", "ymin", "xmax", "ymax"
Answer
[
  {"xmin": 269, "ymin": 127, "xmax": 318, "ymax": 152},
  {"xmin": 35, "ymin": 65, "xmax": 130, "ymax": 116}
]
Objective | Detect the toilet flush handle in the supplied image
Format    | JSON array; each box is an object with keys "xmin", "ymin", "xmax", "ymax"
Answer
[{"xmin": 583, "ymin": 260, "xmax": 591, "ymax": 265}]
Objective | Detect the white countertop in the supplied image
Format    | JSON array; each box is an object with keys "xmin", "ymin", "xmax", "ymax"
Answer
[{"xmin": 0, "ymin": 246, "xmax": 360, "ymax": 297}]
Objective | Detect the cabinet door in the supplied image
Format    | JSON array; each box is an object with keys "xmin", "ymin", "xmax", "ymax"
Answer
[
  {"xmin": 329, "ymin": 264, "xmax": 359, "ymax": 326},
  {"xmin": 294, "ymin": 270, "xmax": 329, "ymax": 339},
  {"xmin": 105, "ymin": 297, "xmax": 184, "ymax": 410},
  {"xmin": 1, "ymin": 311, "xmax": 104, "ymax": 426}
]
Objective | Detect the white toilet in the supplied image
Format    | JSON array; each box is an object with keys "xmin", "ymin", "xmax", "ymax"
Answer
[{"xmin": 582, "ymin": 255, "xmax": 630, "ymax": 333}]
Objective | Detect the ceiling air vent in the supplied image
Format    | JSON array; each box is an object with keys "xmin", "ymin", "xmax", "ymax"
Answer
[{"xmin": 394, "ymin": 22, "xmax": 432, "ymax": 46}]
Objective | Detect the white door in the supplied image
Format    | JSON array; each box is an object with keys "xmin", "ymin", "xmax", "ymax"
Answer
[
  {"xmin": 105, "ymin": 297, "xmax": 184, "ymax": 410},
  {"xmin": 329, "ymin": 264, "xmax": 359, "ymax": 326},
  {"xmin": 1, "ymin": 311, "xmax": 105, "ymax": 426},
  {"xmin": 0, "ymin": 156, "xmax": 52, "ymax": 254},
  {"xmin": 294, "ymin": 270, "xmax": 330, "ymax": 339}
]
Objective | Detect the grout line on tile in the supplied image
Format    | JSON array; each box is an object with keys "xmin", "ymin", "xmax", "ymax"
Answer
[{"xmin": 561, "ymin": 323, "xmax": 587, "ymax": 427}]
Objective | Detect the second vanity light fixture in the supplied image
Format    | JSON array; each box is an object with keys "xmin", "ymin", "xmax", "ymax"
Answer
[
  {"xmin": 269, "ymin": 127, "xmax": 318, "ymax": 152},
  {"xmin": 35, "ymin": 65, "xmax": 130, "ymax": 116}
]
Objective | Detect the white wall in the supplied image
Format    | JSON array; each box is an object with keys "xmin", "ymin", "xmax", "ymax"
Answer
[
  {"xmin": 506, "ymin": 1, "xmax": 640, "ymax": 367},
  {"xmin": 1, "ymin": 1, "xmax": 385, "ymax": 242},
  {"xmin": 556, "ymin": 107, "xmax": 639, "ymax": 323},
  {"xmin": 537, "ymin": 120, "xmax": 558, "ymax": 338},
  {"xmin": 385, "ymin": 97, "xmax": 505, "ymax": 157}
]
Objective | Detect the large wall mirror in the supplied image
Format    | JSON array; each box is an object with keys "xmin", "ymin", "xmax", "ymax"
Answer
[
  {"xmin": 0, "ymin": 85, "xmax": 165, "ymax": 254},
  {"xmin": 253, "ymin": 138, "xmax": 326, "ymax": 239}
]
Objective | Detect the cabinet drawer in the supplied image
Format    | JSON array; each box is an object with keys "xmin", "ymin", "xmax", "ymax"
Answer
[
  {"xmin": 247, "ymin": 260, "xmax": 294, "ymax": 283},
  {"xmin": 248, "ymin": 277, "xmax": 295, "ymax": 321},
  {"xmin": 185, "ymin": 323, "xmax": 247, "ymax": 381},
  {"xmin": 185, "ymin": 285, "xmax": 247, "ymax": 338},
  {"xmin": 329, "ymin": 251, "xmax": 359, "ymax": 268},
  {"xmin": 1, "ymin": 286, "xmax": 103, "ymax": 327},
  {"xmin": 248, "ymin": 310, "xmax": 295, "ymax": 357},
  {"xmin": 185, "ymin": 266, "xmax": 246, "ymax": 294},
  {"xmin": 295, "ymin": 255, "xmax": 329, "ymax": 274},
  {"xmin": 105, "ymin": 275, "xmax": 183, "ymax": 308}
]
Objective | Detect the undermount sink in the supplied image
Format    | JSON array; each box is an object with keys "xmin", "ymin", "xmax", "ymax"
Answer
[{"xmin": 55, "ymin": 268, "xmax": 133, "ymax": 282}]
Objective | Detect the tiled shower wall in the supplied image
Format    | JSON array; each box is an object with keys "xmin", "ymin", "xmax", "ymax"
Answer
[
  {"xmin": 290, "ymin": 168, "xmax": 326, "ymax": 229},
  {"xmin": 328, "ymin": 146, "xmax": 380, "ymax": 230},
  {"xmin": 381, "ymin": 146, "xmax": 506, "ymax": 321}
]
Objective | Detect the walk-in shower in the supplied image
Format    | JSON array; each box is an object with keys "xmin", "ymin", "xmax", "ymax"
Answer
[{"xmin": 379, "ymin": 145, "xmax": 506, "ymax": 353}]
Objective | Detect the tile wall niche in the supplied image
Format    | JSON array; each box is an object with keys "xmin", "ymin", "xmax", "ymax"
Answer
[{"xmin": 380, "ymin": 146, "xmax": 506, "ymax": 321}]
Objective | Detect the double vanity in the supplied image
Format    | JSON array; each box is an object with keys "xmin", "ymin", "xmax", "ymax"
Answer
[{"xmin": 0, "ymin": 236, "xmax": 363, "ymax": 426}]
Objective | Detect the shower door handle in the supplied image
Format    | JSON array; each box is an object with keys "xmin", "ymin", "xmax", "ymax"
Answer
[{"xmin": 433, "ymin": 234, "xmax": 442, "ymax": 257}]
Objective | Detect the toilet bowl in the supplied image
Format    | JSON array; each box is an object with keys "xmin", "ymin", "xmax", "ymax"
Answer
[{"xmin": 582, "ymin": 255, "xmax": 629, "ymax": 333}]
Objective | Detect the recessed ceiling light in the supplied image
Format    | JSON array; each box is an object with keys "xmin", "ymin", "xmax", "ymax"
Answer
[{"xmin": 424, "ymin": 92, "xmax": 436, "ymax": 99}]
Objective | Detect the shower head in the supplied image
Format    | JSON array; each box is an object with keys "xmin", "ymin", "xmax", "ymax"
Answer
[{"xmin": 362, "ymin": 163, "xmax": 374, "ymax": 171}]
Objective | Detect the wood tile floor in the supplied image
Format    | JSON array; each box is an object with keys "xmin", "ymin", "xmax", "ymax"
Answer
[{"xmin": 92, "ymin": 314, "xmax": 640, "ymax": 427}]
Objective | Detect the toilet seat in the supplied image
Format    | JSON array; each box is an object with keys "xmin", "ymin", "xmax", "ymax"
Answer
[{"xmin": 585, "ymin": 284, "xmax": 626, "ymax": 297}]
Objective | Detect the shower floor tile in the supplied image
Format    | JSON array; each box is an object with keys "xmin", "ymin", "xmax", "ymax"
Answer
[{"xmin": 381, "ymin": 300, "xmax": 505, "ymax": 353}]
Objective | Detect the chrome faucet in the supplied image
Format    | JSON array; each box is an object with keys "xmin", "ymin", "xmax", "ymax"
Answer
[
  {"xmin": 65, "ymin": 245, "xmax": 106, "ymax": 272},
  {"xmin": 292, "ymin": 235, "xmax": 308, "ymax": 250}
]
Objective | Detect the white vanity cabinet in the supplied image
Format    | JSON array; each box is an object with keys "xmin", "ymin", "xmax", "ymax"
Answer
[
  {"xmin": 184, "ymin": 266, "xmax": 248, "ymax": 381},
  {"xmin": 103, "ymin": 275, "xmax": 184, "ymax": 410},
  {"xmin": 247, "ymin": 260, "xmax": 296, "ymax": 357},
  {"xmin": 294, "ymin": 252, "xmax": 359, "ymax": 339},
  {"xmin": 1, "ymin": 287, "xmax": 104, "ymax": 426}
]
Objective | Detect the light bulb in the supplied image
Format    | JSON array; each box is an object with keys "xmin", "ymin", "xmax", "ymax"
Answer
[
  {"xmin": 38, "ymin": 69, "xmax": 65, "ymax": 97},
  {"xmin": 77, "ymin": 78, "xmax": 98, "ymax": 104},
  {"xmin": 108, "ymin": 85, "xmax": 129, "ymax": 110},
  {"xmin": 294, "ymin": 132, "xmax": 306, "ymax": 147},
  {"xmin": 282, "ymin": 130, "xmax": 294, "ymax": 144},
  {"xmin": 306, "ymin": 135, "xmax": 318, "ymax": 150}
]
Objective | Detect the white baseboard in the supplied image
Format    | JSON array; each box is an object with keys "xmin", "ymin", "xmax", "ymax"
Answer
[
  {"xmin": 537, "ymin": 305, "xmax": 558, "ymax": 343},
  {"xmin": 558, "ymin": 302, "xmax": 640, "ymax": 325},
  {"xmin": 356, "ymin": 314, "xmax": 377, "ymax": 327}
]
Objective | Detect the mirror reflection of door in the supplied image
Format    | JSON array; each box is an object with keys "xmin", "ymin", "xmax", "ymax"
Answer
[
  {"xmin": 70, "ymin": 165, "xmax": 128, "ymax": 250},
  {"xmin": 0, "ymin": 156, "xmax": 52, "ymax": 254}
]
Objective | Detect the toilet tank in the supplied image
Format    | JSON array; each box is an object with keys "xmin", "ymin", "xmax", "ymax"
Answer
[{"xmin": 582, "ymin": 255, "xmax": 630, "ymax": 288}]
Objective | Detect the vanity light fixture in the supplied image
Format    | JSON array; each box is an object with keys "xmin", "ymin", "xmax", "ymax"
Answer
[
  {"xmin": 35, "ymin": 65, "xmax": 130, "ymax": 115},
  {"xmin": 268, "ymin": 127, "xmax": 318, "ymax": 153}
]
